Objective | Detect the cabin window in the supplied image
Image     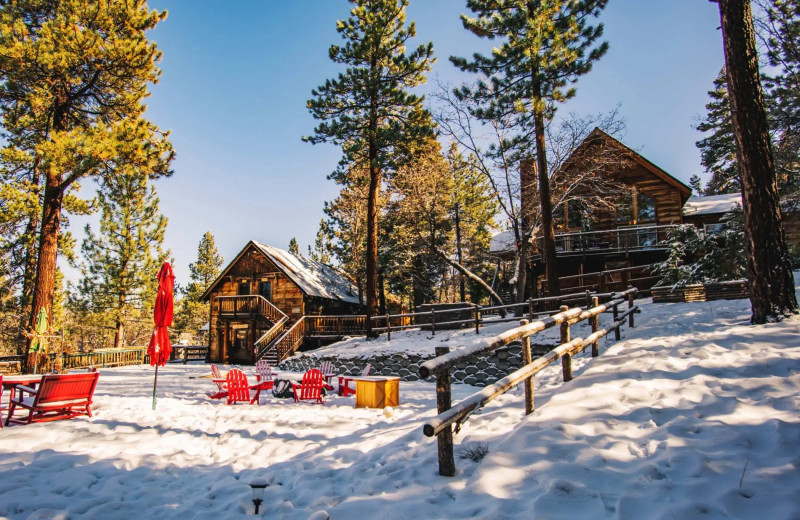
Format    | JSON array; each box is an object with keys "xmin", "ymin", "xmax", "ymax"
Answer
[
  {"xmin": 237, "ymin": 281, "xmax": 250, "ymax": 295},
  {"xmin": 637, "ymin": 191, "xmax": 656, "ymax": 223},
  {"xmin": 258, "ymin": 281, "xmax": 272, "ymax": 301},
  {"xmin": 616, "ymin": 191, "xmax": 633, "ymax": 224}
]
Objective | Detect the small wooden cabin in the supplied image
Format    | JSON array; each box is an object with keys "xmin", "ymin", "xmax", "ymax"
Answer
[{"xmin": 200, "ymin": 241, "xmax": 363, "ymax": 365}]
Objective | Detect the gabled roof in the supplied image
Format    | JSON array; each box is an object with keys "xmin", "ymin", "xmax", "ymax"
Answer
[
  {"xmin": 200, "ymin": 240, "xmax": 361, "ymax": 304},
  {"xmin": 683, "ymin": 192, "xmax": 742, "ymax": 216},
  {"xmin": 561, "ymin": 128, "xmax": 692, "ymax": 201}
]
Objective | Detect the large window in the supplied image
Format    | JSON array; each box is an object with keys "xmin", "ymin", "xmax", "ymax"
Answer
[
  {"xmin": 258, "ymin": 281, "xmax": 272, "ymax": 301},
  {"xmin": 636, "ymin": 191, "xmax": 656, "ymax": 223}
]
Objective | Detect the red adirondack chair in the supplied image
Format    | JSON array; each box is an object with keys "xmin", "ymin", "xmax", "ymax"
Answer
[
  {"xmin": 206, "ymin": 364, "xmax": 229, "ymax": 400},
  {"xmin": 215, "ymin": 368, "xmax": 253, "ymax": 405},
  {"xmin": 0, "ymin": 375, "xmax": 4, "ymax": 429},
  {"xmin": 6, "ymin": 371, "xmax": 100, "ymax": 425},
  {"xmin": 291, "ymin": 369, "xmax": 325, "ymax": 404},
  {"xmin": 338, "ymin": 364, "xmax": 372, "ymax": 397}
]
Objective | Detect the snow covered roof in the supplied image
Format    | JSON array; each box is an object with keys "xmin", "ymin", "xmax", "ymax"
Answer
[
  {"xmin": 490, "ymin": 231, "xmax": 516, "ymax": 254},
  {"xmin": 683, "ymin": 192, "xmax": 742, "ymax": 217},
  {"xmin": 200, "ymin": 241, "xmax": 361, "ymax": 304},
  {"xmin": 251, "ymin": 241, "xmax": 360, "ymax": 304}
]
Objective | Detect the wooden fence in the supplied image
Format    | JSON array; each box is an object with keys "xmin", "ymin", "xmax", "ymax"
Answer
[{"xmin": 419, "ymin": 287, "xmax": 639, "ymax": 476}]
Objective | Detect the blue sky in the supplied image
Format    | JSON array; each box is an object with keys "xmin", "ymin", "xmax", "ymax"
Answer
[{"xmin": 67, "ymin": 0, "xmax": 726, "ymax": 288}]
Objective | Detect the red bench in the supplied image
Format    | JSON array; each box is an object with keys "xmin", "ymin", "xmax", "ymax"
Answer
[{"xmin": 5, "ymin": 371, "xmax": 100, "ymax": 425}]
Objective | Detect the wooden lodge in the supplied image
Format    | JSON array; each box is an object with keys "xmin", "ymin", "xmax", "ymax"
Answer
[
  {"xmin": 491, "ymin": 128, "xmax": 694, "ymax": 296},
  {"xmin": 200, "ymin": 241, "xmax": 365, "ymax": 365}
]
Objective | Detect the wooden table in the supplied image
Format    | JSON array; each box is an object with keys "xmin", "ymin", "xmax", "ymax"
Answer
[{"xmin": 349, "ymin": 376, "xmax": 400, "ymax": 409}]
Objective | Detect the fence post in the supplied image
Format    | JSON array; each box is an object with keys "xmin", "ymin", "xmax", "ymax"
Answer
[
  {"xmin": 434, "ymin": 346, "xmax": 455, "ymax": 477},
  {"xmin": 627, "ymin": 287, "xmax": 635, "ymax": 327},
  {"xmin": 474, "ymin": 305, "xmax": 480, "ymax": 335},
  {"xmin": 386, "ymin": 314, "xmax": 392, "ymax": 342},
  {"xmin": 520, "ymin": 319, "xmax": 534, "ymax": 415},
  {"xmin": 590, "ymin": 296, "xmax": 600, "ymax": 357},
  {"xmin": 613, "ymin": 300, "xmax": 621, "ymax": 341},
  {"xmin": 431, "ymin": 309, "xmax": 436, "ymax": 336},
  {"xmin": 183, "ymin": 347, "xmax": 189, "ymax": 364},
  {"xmin": 560, "ymin": 305, "xmax": 572, "ymax": 382},
  {"xmin": 528, "ymin": 298, "xmax": 534, "ymax": 320},
  {"xmin": 585, "ymin": 290, "xmax": 592, "ymax": 309}
]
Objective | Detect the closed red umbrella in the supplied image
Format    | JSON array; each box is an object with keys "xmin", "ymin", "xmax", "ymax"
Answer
[{"xmin": 148, "ymin": 262, "xmax": 174, "ymax": 410}]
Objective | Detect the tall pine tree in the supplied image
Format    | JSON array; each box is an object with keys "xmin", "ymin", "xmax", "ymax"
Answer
[
  {"xmin": 79, "ymin": 171, "xmax": 169, "ymax": 350},
  {"xmin": 174, "ymin": 231, "xmax": 223, "ymax": 341},
  {"xmin": 0, "ymin": 0, "xmax": 174, "ymax": 360},
  {"xmin": 451, "ymin": 0, "xmax": 609, "ymax": 298},
  {"xmin": 713, "ymin": 0, "xmax": 798, "ymax": 322},
  {"xmin": 305, "ymin": 0, "xmax": 435, "ymax": 336}
]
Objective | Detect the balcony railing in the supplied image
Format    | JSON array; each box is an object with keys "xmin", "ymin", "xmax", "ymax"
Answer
[
  {"xmin": 536, "ymin": 224, "xmax": 679, "ymax": 255},
  {"xmin": 215, "ymin": 295, "xmax": 287, "ymax": 323}
]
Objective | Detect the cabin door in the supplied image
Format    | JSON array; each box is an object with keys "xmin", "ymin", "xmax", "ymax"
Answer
[{"xmin": 229, "ymin": 328, "xmax": 252, "ymax": 364}]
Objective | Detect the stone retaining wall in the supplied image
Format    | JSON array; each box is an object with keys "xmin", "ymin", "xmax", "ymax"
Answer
[{"xmin": 278, "ymin": 343, "xmax": 552, "ymax": 386}]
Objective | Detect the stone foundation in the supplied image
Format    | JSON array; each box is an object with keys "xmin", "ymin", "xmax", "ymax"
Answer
[{"xmin": 277, "ymin": 343, "xmax": 554, "ymax": 387}]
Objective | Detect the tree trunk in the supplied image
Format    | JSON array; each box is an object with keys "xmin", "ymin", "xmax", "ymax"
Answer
[
  {"xmin": 365, "ymin": 140, "xmax": 380, "ymax": 338},
  {"xmin": 716, "ymin": 0, "xmax": 798, "ymax": 323},
  {"xmin": 430, "ymin": 244, "xmax": 506, "ymax": 307},
  {"xmin": 27, "ymin": 172, "xmax": 63, "ymax": 361},
  {"xmin": 533, "ymin": 92, "xmax": 560, "ymax": 296},
  {"xmin": 517, "ymin": 158, "xmax": 537, "ymax": 302},
  {"xmin": 454, "ymin": 204, "xmax": 466, "ymax": 302}
]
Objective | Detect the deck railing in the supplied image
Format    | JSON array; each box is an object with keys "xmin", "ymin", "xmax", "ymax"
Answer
[
  {"xmin": 216, "ymin": 295, "xmax": 287, "ymax": 324},
  {"xmin": 536, "ymin": 224, "xmax": 678, "ymax": 256},
  {"xmin": 305, "ymin": 315, "xmax": 367, "ymax": 336},
  {"xmin": 420, "ymin": 287, "xmax": 639, "ymax": 476}
]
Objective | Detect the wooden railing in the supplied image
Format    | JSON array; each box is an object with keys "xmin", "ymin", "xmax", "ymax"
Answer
[
  {"xmin": 551, "ymin": 264, "xmax": 660, "ymax": 295},
  {"xmin": 537, "ymin": 224, "xmax": 678, "ymax": 256},
  {"xmin": 216, "ymin": 295, "xmax": 287, "ymax": 324},
  {"xmin": 305, "ymin": 315, "xmax": 367, "ymax": 336},
  {"xmin": 61, "ymin": 348, "xmax": 151, "ymax": 370},
  {"xmin": 270, "ymin": 317, "xmax": 307, "ymax": 362},
  {"xmin": 254, "ymin": 316, "xmax": 289, "ymax": 357},
  {"xmin": 169, "ymin": 345, "xmax": 210, "ymax": 364},
  {"xmin": 420, "ymin": 287, "xmax": 639, "ymax": 476}
]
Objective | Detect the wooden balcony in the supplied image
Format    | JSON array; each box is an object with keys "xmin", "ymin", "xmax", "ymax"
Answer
[
  {"xmin": 215, "ymin": 295, "xmax": 287, "ymax": 323},
  {"xmin": 535, "ymin": 224, "xmax": 679, "ymax": 258}
]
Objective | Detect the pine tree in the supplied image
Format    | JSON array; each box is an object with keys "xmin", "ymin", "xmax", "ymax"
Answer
[
  {"xmin": 713, "ymin": 0, "xmax": 798, "ymax": 322},
  {"xmin": 689, "ymin": 174, "xmax": 704, "ymax": 195},
  {"xmin": 79, "ymin": 171, "xmax": 169, "ymax": 350},
  {"xmin": 305, "ymin": 0, "xmax": 435, "ymax": 336},
  {"xmin": 0, "ymin": 0, "xmax": 174, "ymax": 360},
  {"xmin": 174, "ymin": 231, "xmax": 223, "ymax": 341},
  {"xmin": 695, "ymin": 68, "xmax": 742, "ymax": 194},
  {"xmin": 288, "ymin": 237, "xmax": 300, "ymax": 255},
  {"xmin": 451, "ymin": 0, "xmax": 609, "ymax": 297},
  {"xmin": 186, "ymin": 232, "xmax": 224, "ymax": 301},
  {"xmin": 308, "ymin": 220, "xmax": 333, "ymax": 264}
]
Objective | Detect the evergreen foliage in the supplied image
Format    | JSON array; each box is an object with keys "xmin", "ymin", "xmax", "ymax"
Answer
[
  {"xmin": 655, "ymin": 209, "xmax": 746, "ymax": 287},
  {"xmin": 77, "ymin": 171, "xmax": 168, "ymax": 349},
  {"xmin": 174, "ymin": 231, "xmax": 223, "ymax": 342},
  {"xmin": 450, "ymin": 0, "xmax": 609, "ymax": 297},
  {"xmin": 0, "ymin": 0, "xmax": 174, "ymax": 353},
  {"xmin": 695, "ymin": 69, "xmax": 742, "ymax": 195},
  {"xmin": 288, "ymin": 237, "xmax": 300, "ymax": 255},
  {"xmin": 305, "ymin": 0, "xmax": 434, "ymax": 333}
]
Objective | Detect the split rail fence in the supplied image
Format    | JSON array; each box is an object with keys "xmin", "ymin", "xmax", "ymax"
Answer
[{"xmin": 418, "ymin": 287, "xmax": 639, "ymax": 476}]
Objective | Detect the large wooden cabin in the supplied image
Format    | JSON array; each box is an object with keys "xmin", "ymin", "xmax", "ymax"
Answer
[
  {"xmin": 491, "ymin": 128, "xmax": 693, "ymax": 296},
  {"xmin": 201, "ymin": 241, "xmax": 364, "ymax": 365}
]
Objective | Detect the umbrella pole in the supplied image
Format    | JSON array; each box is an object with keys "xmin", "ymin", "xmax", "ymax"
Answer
[{"xmin": 152, "ymin": 365, "xmax": 159, "ymax": 410}]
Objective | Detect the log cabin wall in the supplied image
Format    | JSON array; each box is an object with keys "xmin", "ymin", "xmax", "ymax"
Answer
[{"xmin": 207, "ymin": 245, "xmax": 305, "ymax": 363}]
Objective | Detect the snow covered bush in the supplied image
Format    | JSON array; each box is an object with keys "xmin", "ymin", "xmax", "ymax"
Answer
[{"xmin": 655, "ymin": 208, "xmax": 745, "ymax": 286}]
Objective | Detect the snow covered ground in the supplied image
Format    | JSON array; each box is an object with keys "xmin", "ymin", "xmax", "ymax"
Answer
[{"xmin": 1, "ymin": 276, "xmax": 799, "ymax": 519}]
